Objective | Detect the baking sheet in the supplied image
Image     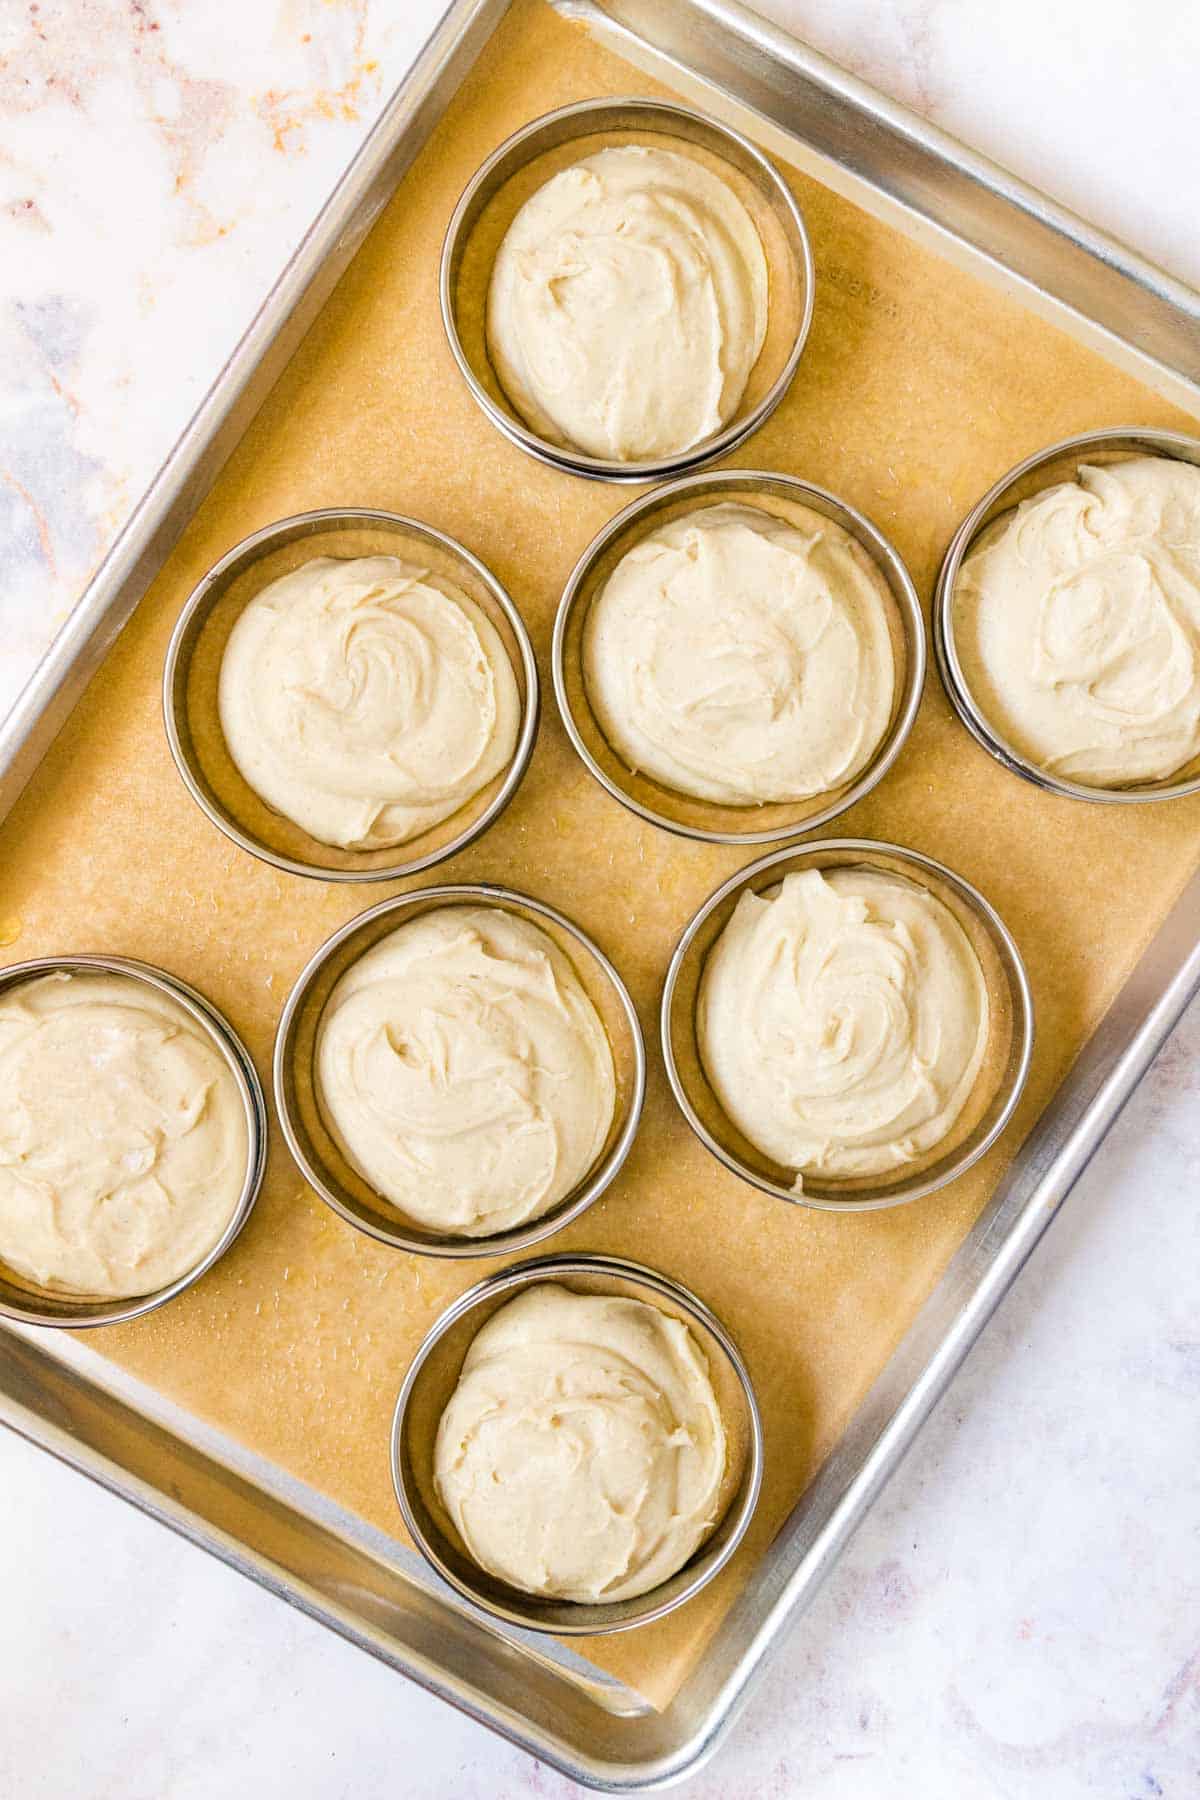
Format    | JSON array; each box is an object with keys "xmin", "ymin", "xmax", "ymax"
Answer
[{"xmin": 1, "ymin": 0, "xmax": 1198, "ymax": 1707}]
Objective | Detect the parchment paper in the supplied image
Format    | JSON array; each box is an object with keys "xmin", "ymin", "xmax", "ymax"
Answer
[{"xmin": 2, "ymin": 0, "xmax": 1198, "ymax": 1707}]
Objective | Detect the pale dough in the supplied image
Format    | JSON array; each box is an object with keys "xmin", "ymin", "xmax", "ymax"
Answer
[
  {"xmin": 0, "ymin": 971, "xmax": 249, "ymax": 1298},
  {"xmin": 316, "ymin": 907, "xmax": 615, "ymax": 1237},
  {"xmin": 954, "ymin": 456, "xmax": 1200, "ymax": 787},
  {"xmin": 487, "ymin": 145, "xmax": 768, "ymax": 461},
  {"xmin": 698, "ymin": 869, "xmax": 990, "ymax": 1182},
  {"xmin": 584, "ymin": 501, "xmax": 896, "ymax": 804},
  {"xmin": 434, "ymin": 1283, "xmax": 727, "ymax": 1602},
  {"xmin": 218, "ymin": 555, "xmax": 521, "ymax": 849}
]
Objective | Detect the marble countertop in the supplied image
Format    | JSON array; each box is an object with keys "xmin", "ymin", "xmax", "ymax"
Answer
[{"xmin": 2, "ymin": 3, "xmax": 1198, "ymax": 1796}]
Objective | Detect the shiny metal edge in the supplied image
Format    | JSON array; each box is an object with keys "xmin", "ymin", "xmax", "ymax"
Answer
[
  {"xmin": 1, "ymin": 0, "xmax": 1199, "ymax": 1787},
  {"xmin": 272, "ymin": 882, "xmax": 647, "ymax": 1259},
  {"xmin": 161, "ymin": 509, "xmax": 542, "ymax": 882},
  {"xmin": 6, "ymin": 866, "xmax": 1198, "ymax": 1789},
  {"xmin": 438, "ymin": 96, "xmax": 814, "ymax": 483},
  {"xmin": 0, "ymin": 1322, "xmax": 656, "ymax": 1707},
  {"xmin": 933, "ymin": 427, "xmax": 1200, "ymax": 804},
  {"xmin": 660, "ymin": 838, "xmax": 1035, "ymax": 1212},
  {"xmin": 0, "ymin": 955, "xmax": 268, "ymax": 1329},
  {"xmin": 391, "ymin": 1253, "xmax": 764, "ymax": 1637},
  {"xmin": 0, "ymin": 0, "xmax": 513, "ymax": 829},
  {"xmin": 552, "ymin": 469, "xmax": 926, "ymax": 843},
  {"xmin": 553, "ymin": 0, "xmax": 1200, "ymax": 410}
]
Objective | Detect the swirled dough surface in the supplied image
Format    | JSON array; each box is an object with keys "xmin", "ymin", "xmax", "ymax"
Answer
[
  {"xmin": 954, "ymin": 457, "xmax": 1200, "ymax": 786},
  {"xmin": 434, "ymin": 1284, "xmax": 727, "ymax": 1602},
  {"xmin": 584, "ymin": 502, "xmax": 896, "ymax": 804},
  {"xmin": 699, "ymin": 869, "xmax": 990, "ymax": 1182},
  {"xmin": 316, "ymin": 908, "xmax": 616, "ymax": 1237},
  {"xmin": 487, "ymin": 145, "xmax": 768, "ymax": 462},
  {"xmin": 218, "ymin": 555, "xmax": 521, "ymax": 849},
  {"xmin": 0, "ymin": 972, "xmax": 249, "ymax": 1298}
]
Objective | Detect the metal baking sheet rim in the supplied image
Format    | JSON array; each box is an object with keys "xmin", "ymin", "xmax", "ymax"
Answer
[{"xmin": 2, "ymin": 0, "xmax": 1199, "ymax": 1788}]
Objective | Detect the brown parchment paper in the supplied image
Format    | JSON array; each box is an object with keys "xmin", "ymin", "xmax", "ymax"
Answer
[{"xmin": 3, "ymin": 0, "xmax": 1199, "ymax": 1708}]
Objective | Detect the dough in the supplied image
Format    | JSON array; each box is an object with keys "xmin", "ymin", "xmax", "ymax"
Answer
[
  {"xmin": 316, "ymin": 907, "xmax": 615, "ymax": 1236},
  {"xmin": 954, "ymin": 456, "xmax": 1200, "ymax": 786},
  {"xmin": 698, "ymin": 869, "xmax": 990, "ymax": 1182},
  {"xmin": 487, "ymin": 145, "xmax": 768, "ymax": 461},
  {"xmin": 218, "ymin": 555, "xmax": 521, "ymax": 849},
  {"xmin": 434, "ymin": 1283, "xmax": 727, "ymax": 1602},
  {"xmin": 0, "ymin": 970, "xmax": 249, "ymax": 1298},
  {"xmin": 584, "ymin": 501, "xmax": 896, "ymax": 803}
]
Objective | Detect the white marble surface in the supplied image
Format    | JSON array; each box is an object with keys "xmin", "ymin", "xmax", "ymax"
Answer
[{"xmin": 2, "ymin": 3, "xmax": 1199, "ymax": 1796}]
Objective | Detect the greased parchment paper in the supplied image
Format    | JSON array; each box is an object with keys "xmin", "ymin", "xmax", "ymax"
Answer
[{"xmin": 3, "ymin": 0, "xmax": 1198, "ymax": 1707}]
